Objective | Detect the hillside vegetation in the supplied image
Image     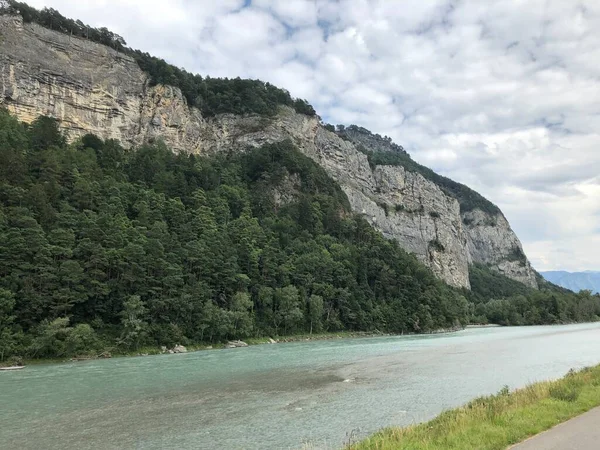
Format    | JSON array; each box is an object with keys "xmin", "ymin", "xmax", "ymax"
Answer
[
  {"xmin": 0, "ymin": 111, "xmax": 598, "ymax": 361},
  {"xmin": 466, "ymin": 265, "xmax": 600, "ymax": 326},
  {"xmin": 0, "ymin": 111, "xmax": 473, "ymax": 360}
]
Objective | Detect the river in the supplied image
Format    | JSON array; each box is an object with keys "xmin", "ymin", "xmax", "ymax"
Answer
[{"xmin": 1, "ymin": 323, "xmax": 600, "ymax": 449}]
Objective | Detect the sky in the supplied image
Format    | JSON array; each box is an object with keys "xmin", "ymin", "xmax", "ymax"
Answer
[{"xmin": 25, "ymin": 0, "xmax": 600, "ymax": 272}]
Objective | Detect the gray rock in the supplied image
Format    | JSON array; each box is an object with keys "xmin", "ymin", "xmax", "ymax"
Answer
[
  {"xmin": 226, "ymin": 340, "xmax": 248, "ymax": 348},
  {"xmin": 463, "ymin": 209, "xmax": 538, "ymax": 288},
  {"xmin": 172, "ymin": 345, "xmax": 187, "ymax": 353}
]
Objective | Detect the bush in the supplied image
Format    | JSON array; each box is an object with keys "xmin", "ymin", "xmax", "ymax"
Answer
[
  {"xmin": 498, "ymin": 385, "xmax": 510, "ymax": 396},
  {"xmin": 65, "ymin": 324, "xmax": 99, "ymax": 356},
  {"xmin": 549, "ymin": 383, "xmax": 581, "ymax": 402},
  {"xmin": 377, "ymin": 202, "xmax": 389, "ymax": 217},
  {"xmin": 429, "ymin": 239, "xmax": 445, "ymax": 252}
]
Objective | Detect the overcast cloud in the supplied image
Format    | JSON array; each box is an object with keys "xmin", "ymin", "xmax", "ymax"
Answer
[{"xmin": 26, "ymin": 0, "xmax": 600, "ymax": 271}]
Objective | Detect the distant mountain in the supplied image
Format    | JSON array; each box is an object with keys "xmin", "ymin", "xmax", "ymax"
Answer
[{"xmin": 540, "ymin": 271, "xmax": 600, "ymax": 294}]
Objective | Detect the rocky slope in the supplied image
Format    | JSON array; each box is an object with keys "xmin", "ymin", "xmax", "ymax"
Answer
[{"xmin": 0, "ymin": 14, "xmax": 537, "ymax": 289}]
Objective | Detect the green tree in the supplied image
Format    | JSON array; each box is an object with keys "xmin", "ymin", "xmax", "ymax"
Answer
[
  {"xmin": 0, "ymin": 288, "xmax": 17, "ymax": 361},
  {"xmin": 29, "ymin": 116, "xmax": 66, "ymax": 151},
  {"xmin": 275, "ymin": 286, "xmax": 303, "ymax": 335},
  {"xmin": 118, "ymin": 295, "xmax": 147, "ymax": 350},
  {"xmin": 30, "ymin": 317, "xmax": 71, "ymax": 357},
  {"xmin": 230, "ymin": 291, "xmax": 254, "ymax": 338},
  {"xmin": 307, "ymin": 294, "xmax": 324, "ymax": 334},
  {"xmin": 65, "ymin": 324, "xmax": 98, "ymax": 356}
]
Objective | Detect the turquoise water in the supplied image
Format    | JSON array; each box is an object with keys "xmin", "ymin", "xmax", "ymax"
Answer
[{"xmin": 1, "ymin": 323, "xmax": 600, "ymax": 449}]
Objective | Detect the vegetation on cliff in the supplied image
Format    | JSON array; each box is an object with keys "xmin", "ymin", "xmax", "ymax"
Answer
[
  {"xmin": 1, "ymin": 1, "xmax": 316, "ymax": 118},
  {"xmin": 351, "ymin": 364, "xmax": 600, "ymax": 450},
  {"xmin": 353, "ymin": 139, "xmax": 501, "ymax": 215},
  {"xmin": 0, "ymin": 1, "xmax": 501, "ymax": 217}
]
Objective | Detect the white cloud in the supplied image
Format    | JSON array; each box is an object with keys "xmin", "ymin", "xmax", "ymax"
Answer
[
  {"xmin": 253, "ymin": 0, "xmax": 319, "ymax": 27},
  {"xmin": 24, "ymin": 0, "xmax": 600, "ymax": 271}
]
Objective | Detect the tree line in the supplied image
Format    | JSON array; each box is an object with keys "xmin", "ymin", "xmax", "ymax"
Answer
[{"xmin": 467, "ymin": 264, "xmax": 600, "ymax": 325}]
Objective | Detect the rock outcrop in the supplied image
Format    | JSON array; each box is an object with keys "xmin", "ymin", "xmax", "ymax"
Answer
[
  {"xmin": 463, "ymin": 210, "xmax": 537, "ymax": 287},
  {"xmin": 172, "ymin": 345, "xmax": 187, "ymax": 354},
  {"xmin": 0, "ymin": 14, "xmax": 538, "ymax": 289}
]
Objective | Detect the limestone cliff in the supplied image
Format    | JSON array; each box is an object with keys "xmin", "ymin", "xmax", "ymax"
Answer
[
  {"xmin": 0, "ymin": 14, "xmax": 538, "ymax": 289},
  {"xmin": 462, "ymin": 210, "xmax": 537, "ymax": 287}
]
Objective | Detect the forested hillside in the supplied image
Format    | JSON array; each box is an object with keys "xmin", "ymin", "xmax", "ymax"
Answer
[
  {"xmin": 0, "ymin": 111, "xmax": 598, "ymax": 360},
  {"xmin": 467, "ymin": 265, "xmax": 600, "ymax": 325},
  {"xmin": 0, "ymin": 110, "xmax": 598, "ymax": 361},
  {"xmin": 0, "ymin": 110, "xmax": 473, "ymax": 360}
]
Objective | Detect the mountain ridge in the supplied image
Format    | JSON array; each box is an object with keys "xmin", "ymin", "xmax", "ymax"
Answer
[
  {"xmin": 541, "ymin": 271, "xmax": 600, "ymax": 294},
  {"xmin": 0, "ymin": 9, "xmax": 537, "ymax": 289}
]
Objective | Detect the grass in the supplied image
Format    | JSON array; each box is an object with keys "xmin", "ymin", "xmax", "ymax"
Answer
[{"xmin": 350, "ymin": 364, "xmax": 600, "ymax": 450}]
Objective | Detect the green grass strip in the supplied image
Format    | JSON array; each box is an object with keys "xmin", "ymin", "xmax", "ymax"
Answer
[{"xmin": 351, "ymin": 365, "xmax": 600, "ymax": 450}]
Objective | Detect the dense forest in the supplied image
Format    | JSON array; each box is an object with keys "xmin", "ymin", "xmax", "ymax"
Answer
[
  {"xmin": 1, "ymin": 1, "xmax": 316, "ymax": 118},
  {"xmin": 0, "ymin": 111, "xmax": 472, "ymax": 360},
  {"xmin": 0, "ymin": 110, "xmax": 598, "ymax": 361}
]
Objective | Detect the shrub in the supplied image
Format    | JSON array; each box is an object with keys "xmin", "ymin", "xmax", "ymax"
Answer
[
  {"xmin": 429, "ymin": 239, "xmax": 445, "ymax": 252},
  {"xmin": 377, "ymin": 202, "xmax": 389, "ymax": 217},
  {"xmin": 549, "ymin": 383, "xmax": 581, "ymax": 402}
]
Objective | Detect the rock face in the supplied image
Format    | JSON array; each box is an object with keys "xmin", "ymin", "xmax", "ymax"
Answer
[
  {"xmin": 0, "ymin": 15, "xmax": 537, "ymax": 289},
  {"xmin": 463, "ymin": 210, "xmax": 537, "ymax": 287}
]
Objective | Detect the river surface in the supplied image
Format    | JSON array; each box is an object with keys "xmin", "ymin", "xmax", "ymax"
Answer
[{"xmin": 1, "ymin": 323, "xmax": 600, "ymax": 449}]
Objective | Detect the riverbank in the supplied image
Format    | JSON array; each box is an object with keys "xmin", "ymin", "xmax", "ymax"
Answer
[
  {"xmin": 350, "ymin": 364, "xmax": 600, "ymax": 450},
  {"xmin": 10, "ymin": 326, "xmax": 472, "ymax": 367},
  {"xmin": 12, "ymin": 330, "xmax": 392, "ymax": 367}
]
